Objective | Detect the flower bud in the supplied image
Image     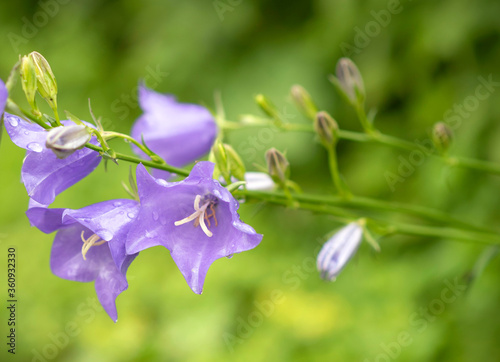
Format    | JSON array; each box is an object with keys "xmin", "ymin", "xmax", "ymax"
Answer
[
  {"xmin": 265, "ymin": 148, "xmax": 289, "ymax": 185},
  {"xmin": 45, "ymin": 124, "xmax": 91, "ymax": 159},
  {"xmin": 291, "ymin": 85, "xmax": 317, "ymax": 120},
  {"xmin": 255, "ymin": 94, "xmax": 279, "ymax": 121},
  {"xmin": 244, "ymin": 172, "xmax": 275, "ymax": 191},
  {"xmin": 432, "ymin": 122, "xmax": 453, "ymax": 154},
  {"xmin": 29, "ymin": 52, "xmax": 58, "ymax": 111},
  {"xmin": 333, "ymin": 58, "xmax": 365, "ymax": 104},
  {"xmin": 317, "ymin": 222, "xmax": 363, "ymax": 281},
  {"xmin": 314, "ymin": 111, "xmax": 339, "ymax": 147},
  {"xmin": 210, "ymin": 142, "xmax": 246, "ymax": 183},
  {"xmin": 19, "ymin": 55, "xmax": 39, "ymax": 115}
]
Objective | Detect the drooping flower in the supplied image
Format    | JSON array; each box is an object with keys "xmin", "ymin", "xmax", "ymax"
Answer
[
  {"xmin": 0, "ymin": 79, "xmax": 7, "ymax": 116},
  {"xmin": 45, "ymin": 124, "xmax": 92, "ymax": 159},
  {"xmin": 3, "ymin": 114, "xmax": 101, "ymax": 205},
  {"xmin": 131, "ymin": 84, "xmax": 217, "ymax": 178},
  {"xmin": 317, "ymin": 222, "xmax": 363, "ymax": 281},
  {"xmin": 26, "ymin": 199, "xmax": 140, "ymax": 322},
  {"xmin": 126, "ymin": 162, "xmax": 262, "ymax": 294}
]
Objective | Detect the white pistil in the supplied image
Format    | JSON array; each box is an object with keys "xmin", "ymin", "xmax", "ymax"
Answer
[
  {"xmin": 80, "ymin": 231, "xmax": 107, "ymax": 260},
  {"xmin": 174, "ymin": 195, "xmax": 217, "ymax": 237}
]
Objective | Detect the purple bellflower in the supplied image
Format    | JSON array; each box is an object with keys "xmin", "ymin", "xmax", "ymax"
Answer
[
  {"xmin": 0, "ymin": 79, "xmax": 7, "ymax": 116},
  {"xmin": 317, "ymin": 222, "xmax": 363, "ymax": 281},
  {"xmin": 131, "ymin": 84, "xmax": 217, "ymax": 178},
  {"xmin": 126, "ymin": 162, "xmax": 262, "ymax": 294},
  {"xmin": 26, "ymin": 199, "xmax": 140, "ymax": 322},
  {"xmin": 3, "ymin": 114, "xmax": 101, "ymax": 205}
]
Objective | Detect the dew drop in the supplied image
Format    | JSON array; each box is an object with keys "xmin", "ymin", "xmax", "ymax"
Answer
[
  {"xmin": 97, "ymin": 229, "xmax": 113, "ymax": 241},
  {"xmin": 24, "ymin": 131, "xmax": 29, "ymax": 135},
  {"xmin": 156, "ymin": 179, "xmax": 168, "ymax": 186},
  {"xmin": 113, "ymin": 201, "xmax": 122, "ymax": 207},
  {"xmin": 152, "ymin": 211, "xmax": 159, "ymax": 221},
  {"xmin": 145, "ymin": 230, "xmax": 156, "ymax": 238},
  {"xmin": 7, "ymin": 116, "xmax": 18, "ymax": 127},
  {"xmin": 127, "ymin": 212, "xmax": 136, "ymax": 219},
  {"xmin": 27, "ymin": 142, "xmax": 43, "ymax": 152}
]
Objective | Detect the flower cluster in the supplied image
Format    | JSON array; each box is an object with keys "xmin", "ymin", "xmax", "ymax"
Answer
[{"xmin": 2, "ymin": 80, "xmax": 263, "ymax": 321}]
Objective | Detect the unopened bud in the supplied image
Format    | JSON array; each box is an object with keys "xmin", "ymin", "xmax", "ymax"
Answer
[
  {"xmin": 265, "ymin": 148, "xmax": 290, "ymax": 185},
  {"xmin": 432, "ymin": 122, "xmax": 453, "ymax": 154},
  {"xmin": 334, "ymin": 58, "xmax": 365, "ymax": 104},
  {"xmin": 29, "ymin": 52, "xmax": 58, "ymax": 111},
  {"xmin": 210, "ymin": 142, "xmax": 246, "ymax": 183},
  {"xmin": 46, "ymin": 124, "xmax": 91, "ymax": 159},
  {"xmin": 255, "ymin": 94, "xmax": 279, "ymax": 121},
  {"xmin": 20, "ymin": 55, "xmax": 39, "ymax": 115},
  {"xmin": 317, "ymin": 222, "xmax": 363, "ymax": 281},
  {"xmin": 314, "ymin": 111, "xmax": 339, "ymax": 147},
  {"xmin": 291, "ymin": 85, "xmax": 317, "ymax": 120}
]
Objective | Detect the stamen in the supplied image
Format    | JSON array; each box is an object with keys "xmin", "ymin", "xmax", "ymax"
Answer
[
  {"xmin": 173, "ymin": 194, "xmax": 218, "ymax": 237},
  {"xmin": 80, "ymin": 231, "xmax": 107, "ymax": 260}
]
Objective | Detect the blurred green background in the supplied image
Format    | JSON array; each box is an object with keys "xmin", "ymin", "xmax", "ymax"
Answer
[{"xmin": 1, "ymin": 0, "xmax": 500, "ymax": 361}]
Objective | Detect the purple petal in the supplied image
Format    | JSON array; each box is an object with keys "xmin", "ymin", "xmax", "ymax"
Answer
[
  {"xmin": 4, "ymin": 117, "xmax": 102, "ymax": 205},
  {"xmin": 22, "ymin": 142, "xmax": 101, "ymax": 205},
  {"xmin": 50, "ymin": 223, "xmax": 129, "ymax": 322},
  {"xmin": 131, "ymin": 85, "xmax": 217, "ymax": 169},
  {"xmin": 26, "ymin": 199, "xmax": 67, "ymax": 233},
  {"xmin": 127, "ymin": 162, "xmax": 262, "ymax": 294},
  {"xmin": 3, "ymin": 113, "xmax": 47, "ymax": 152},
  {"xmin": 63, "ymin": 199, "xmax": 140, "ymax": 271},
  {"xmin": 0, "ymin": 79, "xmax": 7, "ymax": 115}
]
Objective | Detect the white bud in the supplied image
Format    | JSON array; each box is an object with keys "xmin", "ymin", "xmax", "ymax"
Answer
[
  {"xmin": 317, "ymin": 222, "xmax": 363, "ymax": 281},
  {"xmin": 45, "ymin": 125, "xmax": 91, "ymax": 159}
]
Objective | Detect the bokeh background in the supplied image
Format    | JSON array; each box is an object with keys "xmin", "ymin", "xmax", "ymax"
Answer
[{"xmin": 1, "ymin": 0, "xmax": 500, "ymax": 361}]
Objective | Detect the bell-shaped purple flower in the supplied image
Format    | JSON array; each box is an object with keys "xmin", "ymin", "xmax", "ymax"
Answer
[
  {"xmin": 131, "ymin": 84, "xmax": 217, "ymax": 178},
  {"xmin": 317, "ymin": 222, "xmax": 363, "ymax": 281},
  {"xmin": 26, "ymin": 199, "xmax": 140, "ymax": 322},
  {"xmin": 126, "ymin": 162, "xmax": 262, "ymax": 294},
  {"xmin": 3, "ymin": 114, "xmax": 101, "ymax": 205},
  {"xmin": 0, "ymin": 79, "xmax": 7, "ymax": 116}
]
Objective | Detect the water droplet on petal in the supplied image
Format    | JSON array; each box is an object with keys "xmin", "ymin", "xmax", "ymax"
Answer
[
  {"xmin": 24, "ymin": 131, "xmax": 29, "ymax": 135},
  {"xmin": 156, "ymin": 179, "xmax": 168, "ymax": 186},
  {"xmin": 26, "ymin": 142, "xmax": 43, "ymax": 152},
  {"xmin": 226, "ymin": 254, "xmax": 234, "ymax": 259},
  {"xmin": 152, "ymin": 211, "xmax": 159, "ymax": 221},
  {"xmin": 145, "ymin": 230, "xmax": 156, "ymax": 238},
  {"xmin": 127, "ymin": 212, "xmax": 136, "ymax": 219},
  {"xmin": 113, "ymin": 201, "xmax": 122, "ymax": 207},
  {"xmin": 97, "ymin": 229, "xmax": 113, "ymax": 241},
  {"xmin": 7, "ymin": 116, "xmax": 18, "ymax": 127}
]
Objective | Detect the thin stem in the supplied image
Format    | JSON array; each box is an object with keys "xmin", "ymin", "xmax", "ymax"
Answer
[
  {"xmin": 236, "ymin": 189, "xmax": 497, "ymax": 236},
  {"xmin": 84, "ymin": 143, "xmax": 190, "ymax": 176},
  {"xmin": 104, "ymin": 131, "xmax": 162, "ymax": 162},
  {"xmin": 327, "ymin": 144, "xmax": 349, "ymax": 197}
]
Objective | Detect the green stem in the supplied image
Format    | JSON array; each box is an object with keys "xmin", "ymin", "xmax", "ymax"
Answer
[
  {"xmin": 104, "ymin": 131, "xmax": 162, "ymax": 162},
  {"xmin": 327, "ymin": 144, "xmax": 349, "ymax": 197},
  {"xmin": 235, "ymin": 189, "xmax": 497, "ymax": 235},
  {"xmin": 242, "ymin": 193, "xmax": 500, "ymax": 245},
  {"xmin": 84, "ymin": 143, "xmax": 190, "ymax": 176}
]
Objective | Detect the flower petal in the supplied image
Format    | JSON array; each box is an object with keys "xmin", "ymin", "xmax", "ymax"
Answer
[
  {"xmin": 63, "ymin": 199, "xmax": 140, "ymax": 271},
  {"xmin": 22, "ymin": 143, "xmax": 101, "ymax": 205},
  {"xmin": 0, "ymin": 79, "xmax": 7, "ymax": 115},
  {"xmin": 3, "ymin": 113, "xmax": 47, "ymax": 152},
  {"xmin": 127, "ymin": 162, "xmax": 262, "ymax": 294},
  {"xmin": 131, "ymin": 85, "xmax": 217, "ymax": 169}
]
